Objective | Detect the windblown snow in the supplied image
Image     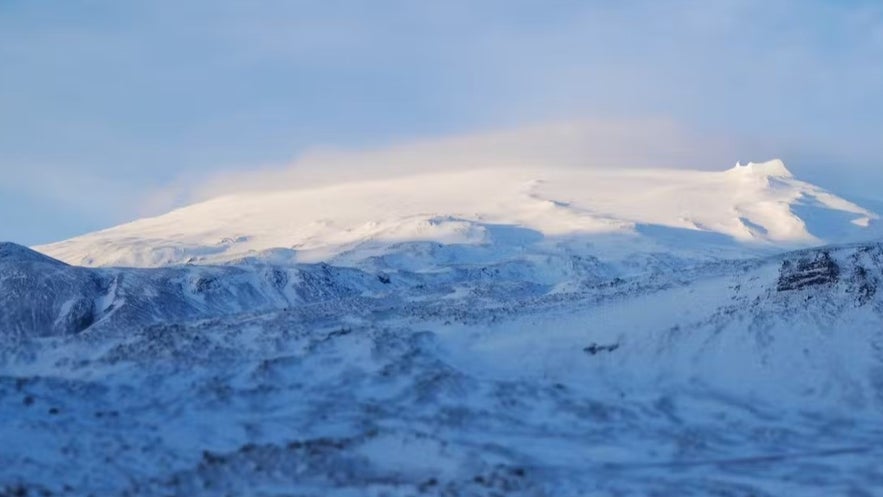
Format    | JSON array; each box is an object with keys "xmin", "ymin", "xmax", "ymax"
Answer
[{"xmin": 4, "ymin": 160, "xmax": 883, "ymax": 496}]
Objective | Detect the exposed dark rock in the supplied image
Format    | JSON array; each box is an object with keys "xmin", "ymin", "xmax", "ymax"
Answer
[
  {"xmin": 584, "ymin": 343, "xmax": 620, "ymax": 355},
  {"xmin": 777, "ymin": 251, "xmax": 839, "ymax": 292}
]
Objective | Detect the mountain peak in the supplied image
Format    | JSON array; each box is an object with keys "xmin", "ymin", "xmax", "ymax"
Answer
[
  {"xmin": 34, "ymin": 162, "xmax": 876, "ymax": 268},
  {"xmin": 729, "ymin": 159, "xmax": 793, "ymax": 178}
]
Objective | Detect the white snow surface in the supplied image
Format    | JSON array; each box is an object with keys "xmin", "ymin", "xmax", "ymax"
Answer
[
  {"xmin": 37, "ymin": 160, "xmax": 879, "ymax": 268},
  {"xmin": 5, "ymin": 160, "xmax": 883, "ymax": 496}
]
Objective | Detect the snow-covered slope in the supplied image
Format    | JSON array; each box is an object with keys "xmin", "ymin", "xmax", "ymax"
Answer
[
  {"xmin": 36, "ymin": 160, "xmax": 879, "ymax": 268},
  {"xmin": 3, "ymin": 240, "xmax": 883, "ymax": 496},
  {"xmin": 5, "ymin": 160, "xmax": 883, "ymax": 496}
]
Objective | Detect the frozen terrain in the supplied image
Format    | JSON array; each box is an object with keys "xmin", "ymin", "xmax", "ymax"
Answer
[
  {"xmin": 3, "ymin": 161, "xmax": 883, "ymax": 496},
  {"xmin": 37, "ymin": 160, "xmax": 878, "ymax": 268}
]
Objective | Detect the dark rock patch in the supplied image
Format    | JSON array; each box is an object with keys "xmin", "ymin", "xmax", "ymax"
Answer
[{"xmin": 777, "ymin": 251, "xmax": 839, "ymax": 292}]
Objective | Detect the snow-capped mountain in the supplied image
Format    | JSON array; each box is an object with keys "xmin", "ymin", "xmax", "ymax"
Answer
[
  {"xmin": 37, "ymin": 160, "xmax": 878, "ymax": 269},
  {"xmin": 4, "ymin": 160, "xmax": 883, "ymax": 496}
]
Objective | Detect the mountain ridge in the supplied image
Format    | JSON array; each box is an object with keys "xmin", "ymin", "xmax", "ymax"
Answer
[{"xmin": 34, "ymin": 160, "xmax": 880, "ymax": 269}]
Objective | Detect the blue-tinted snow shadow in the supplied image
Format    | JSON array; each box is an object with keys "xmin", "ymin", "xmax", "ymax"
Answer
[
  {"xmin": 482, "ymin": 223, "xmax": 545, "ymax": 246},
  {"xmin": 790, "ymin": 194, "xmax": 870, "ymax": 242},
  {"xmin": 633, "ymin": 223, "xmax": 742, "ymax": 250}
]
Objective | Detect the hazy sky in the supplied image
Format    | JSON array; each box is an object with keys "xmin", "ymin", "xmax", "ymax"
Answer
[{"xmin": 2, "ymin": 0, "xmax": 882, "ymax": 244}]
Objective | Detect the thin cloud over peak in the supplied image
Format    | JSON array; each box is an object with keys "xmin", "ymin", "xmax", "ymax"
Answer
[{"xmin": 141, "ymin": 118, "xmax": 761, "ymax": 213}]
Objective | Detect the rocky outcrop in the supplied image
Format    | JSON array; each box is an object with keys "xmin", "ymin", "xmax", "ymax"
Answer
[{"xmin": 777, "ymin": 251, "xmax": 840, "ymax": 292}]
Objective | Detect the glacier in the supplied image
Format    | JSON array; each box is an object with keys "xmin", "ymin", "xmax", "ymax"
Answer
[{"xmin": 3, "ymin": 161, "xmax": 883, "ymax": 496}]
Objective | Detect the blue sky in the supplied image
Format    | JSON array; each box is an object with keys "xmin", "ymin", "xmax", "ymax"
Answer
[{"xmin": 2, "ymin": 0, "xmax": 882, "ymax": 244}]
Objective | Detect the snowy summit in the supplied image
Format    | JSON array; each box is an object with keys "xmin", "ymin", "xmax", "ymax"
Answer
[{"xmin": 38, "ymin": 160, "xmax": 878, "ymax": 268}]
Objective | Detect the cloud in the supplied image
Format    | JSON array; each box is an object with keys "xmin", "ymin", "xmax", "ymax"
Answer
[{"xmin": 141, "ymin": 117, "xmax": 768, "ymax": 214}]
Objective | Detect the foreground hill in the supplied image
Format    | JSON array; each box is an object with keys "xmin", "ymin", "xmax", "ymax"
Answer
[{"xmin": 3, "ymin": 234, "xmax": 883, "ymax": 495}]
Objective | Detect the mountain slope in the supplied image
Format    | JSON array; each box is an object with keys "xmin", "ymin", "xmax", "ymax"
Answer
[
  {"xmin": 5, "ymin": 160, "xmax": 883, "ymax": 496},
  {"xmin": 3, "ymin": 238, "xmax": 883, "ymax": 496},
  {"xmin": 36, "ymin": 160, "xmax": 879, "ymax": 268},
  {"xmin": 0, "ymin": 242, "xmax": 392, "ymax": 340}
]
